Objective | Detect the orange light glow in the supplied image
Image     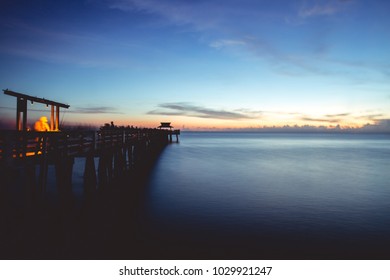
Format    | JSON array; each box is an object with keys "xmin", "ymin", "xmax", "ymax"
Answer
[{"xmin": 34, "ymin": 116, "xmax": 51, "ymax": 132}]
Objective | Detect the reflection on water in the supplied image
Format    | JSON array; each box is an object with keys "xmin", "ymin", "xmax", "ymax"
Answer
[{"xmin": 138, "ymin": 132, "xmax": 390, "ymax": 258}]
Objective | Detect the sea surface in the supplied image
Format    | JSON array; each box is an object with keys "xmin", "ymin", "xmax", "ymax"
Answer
[
  {"xmin": 136, "ymin": 132, "xmax": 390, "ymax": 259},
  {"xmin": 20, "ymin": 131, "xmax": 390, "ymax": 258}
]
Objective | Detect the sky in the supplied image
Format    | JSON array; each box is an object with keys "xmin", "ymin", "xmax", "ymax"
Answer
[{"xmin": 0, "ymin": 0, "xmax": 389, "ymax": 131}]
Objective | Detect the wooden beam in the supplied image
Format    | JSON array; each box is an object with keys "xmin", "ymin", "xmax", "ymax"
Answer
[{"xmin": 3, "ymin": 89, "xmax": 70, "ymax": 109}]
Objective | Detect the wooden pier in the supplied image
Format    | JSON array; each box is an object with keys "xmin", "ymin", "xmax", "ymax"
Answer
[
  {"xmin": 0, "ymin": 127, "xmax": 181, "ymax": 259},
  {"xmin": 1, "ymin": 88, "xmax": 180, "ymax": 198},
  {"xmin": 0, "ymin": 127, "xmax": 180, "ymax": 196},
  {"xmin": 0, "ymin": 89, "xmax": 182, "ymax": 259}
]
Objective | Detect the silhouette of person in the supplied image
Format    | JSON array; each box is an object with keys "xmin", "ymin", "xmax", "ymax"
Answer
[{"xmin": 34, "ymin": 116, "xmax": 50, "ymax": 131}]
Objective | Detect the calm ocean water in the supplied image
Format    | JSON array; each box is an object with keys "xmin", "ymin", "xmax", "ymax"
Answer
[
  {"xmin": 137, "ymin": 132, "xmax": 390, "ymax": 258},
  {"xmin": 6, "ymin": 131, "xmax": 390, "ymax": 258}
]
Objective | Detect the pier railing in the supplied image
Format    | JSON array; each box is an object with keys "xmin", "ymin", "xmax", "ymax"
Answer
[{"xmin": 0, "ymin": 128, "xmax": 179, "ymax": 160}]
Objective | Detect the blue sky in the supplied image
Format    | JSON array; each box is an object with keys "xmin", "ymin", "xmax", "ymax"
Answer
[{"xmin": 0, "ymin": 0, "xmax": 389, "ymax": 130}]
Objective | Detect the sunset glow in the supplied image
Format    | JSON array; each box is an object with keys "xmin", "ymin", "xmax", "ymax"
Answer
[{"xmin": 1, "ymin": 0, "xmax": 389, "ymax": 131}]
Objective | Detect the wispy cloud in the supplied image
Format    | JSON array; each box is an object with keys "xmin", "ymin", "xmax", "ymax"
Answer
[
  {"xmin": 71, "ymin": 106, "xmax": 123, "ymax": 114},
  {"xmin": 0, "ymin": 20, "xmax": 133, "ymax": 67},
  {"xmin": 325, "ymin": 113, "xmax": 351, "ymax": 118},
  {"xmin": 210, "ymin": 39, "xmax": 247, "ymax": 50},
  {"xmin": 358, "ymin": 113, "xmax": 384, "ymax": 122},
  {"xmin": 298, "ymin": 111, "xmax": 388, "ymax": 126},
  {"xmin": 148, "ymin": 102, "xmax": 388, "ymax": 126},
  {"xmin": 0, "ymin": 46, "xmax": 125, "ymax": 68},
  {"xmin": 299, "ymin": 5, "xmax": 338, "ymax": 18},
  {"xmin": 108, "ymin": 0, "xmax": 221, "ymax": 30},
  {"xmin": 105, "ymin": 0, "xmax": 384, "ymax": 80},
  {"xmin": 301, "ymin": 116, "xmax": 341, "ymax": 123},
  {"xmin": 148, "ymin": 102, "xmax": 260, "ymax": 120},
  {"xmin": 299, "ymin": 112, "xmax": 352, "ymax": 123},
  {"xmin": 298, "ymin": 0, "xmax": 352, "ymax": 18},
  {"xmin": 331, "ymin": 58, "xmax": 390, "ymax": 79}
]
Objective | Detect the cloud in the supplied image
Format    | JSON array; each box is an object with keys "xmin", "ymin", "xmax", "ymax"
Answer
[
  {"xmin": 298, "ymin": 111, "xmax": 390, "ymax": 127},
  {"xmin": 0, "ymin": 20, "xmax": 132, "ymax": 68},
  {"xmin": 376, "ymin": 119, "xmax": 390, "ymax": 128},
  {"xmin": 210, "ymin": 34, "xmax": 336, "ymax": 77},
  {"xmin": 107, "ymin": 0, "xmax": 220, "ymax": 30},
  {"xmin": 0, "ymin": 46, "xmax": 124, "ymax": 68},
  {"xmin": 104, "ymin": 0, "xmax": 387, "ymax": 82},
  {"xmin": 235, "ymin": 108, "xmax": 264, "ymax": 115},
  {"xmin": 361, "ymin": 119, "xmax": 390, "ymax": 133},
  {"xmin": 105, "ymin": 0, "xmax": 377, "ymax": 79},
  {"xmin": 298, "ymin": 0, "xmax": 351, "ymax": 18},
  {"xmin": 325, "ymin": 113, "xmax": 351, "ymax": 118},
  {"xmin": 71, "ymin": 106, "xmax": 123, "ymax": 114},
  {"xmin": 299, "ymin": 112, "xmax": 351, "ymax": 124},
  {"xmin": 301, "ymin": 117, "xmax": 341, "ymax": 123},
  {"xmin": 210, "ymin": 39, "xmax": 247, "ymax": 50},
  {"xmin": 358, "ymin": 113, "xmax": 385, "ymax": 121},
  {"xmin": 148, "ymin": 102, "xmax": 260, "ymax": 120},
  {"xmin": 299, "ymin": 5, "xmax": 338, "ymax": 18}
]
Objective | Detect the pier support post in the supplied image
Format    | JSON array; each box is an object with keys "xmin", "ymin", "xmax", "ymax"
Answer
[
  {"xmin": 37, "ymin": 137, "xmax": 49, "ymax": 195},
  {"xmin": 113, "ymin": 147, "xmax": 125, "ymax": 179},
  {"xmin": 55, "ymin": 156, "xmax": 74, "ymax": 198},
  {"xmin": 84, "ymin": 154, "xmax": 97, "ymax": 195},
  {"xmin": 98, "ymin": 152, "xmax": 113, "ymax": 188},
  {"xmin": 127, "ymin": 144, "xmax": 133, "ymax": 169},
  {"xmin": 25, "ymin": 163, "xmax": 37, "ymax": 203},
  {"xmin": 98, "ymin": 154, "xmax": 107, "ymax": 189}
]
